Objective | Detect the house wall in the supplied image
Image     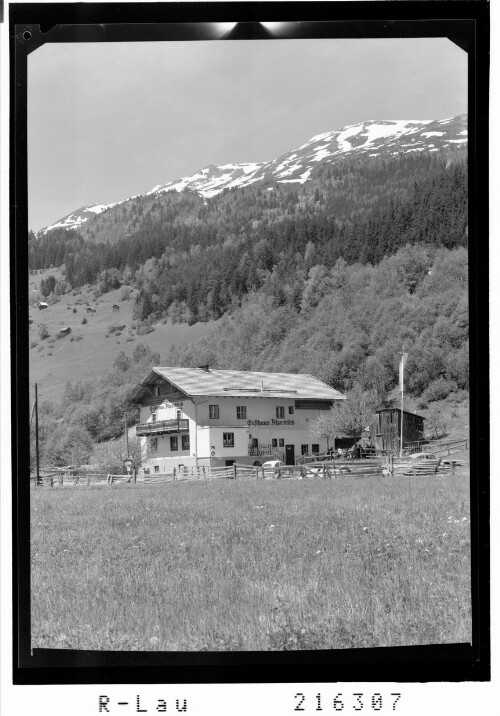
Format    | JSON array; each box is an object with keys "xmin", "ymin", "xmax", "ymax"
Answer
[{"xmin": 138, "ymin": 395, "xmax": 336, "ymax": 470}]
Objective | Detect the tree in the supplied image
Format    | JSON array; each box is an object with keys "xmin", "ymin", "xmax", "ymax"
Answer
[
  {"xmin": 310, "ymin": 388, "xmax": 377, "ymax": 450},
  {"xmin": 328, "ymin": 386, "xmax": 378, "ymax": 438},
  {"xmin": 309, "ymin": 411, "xmax": 338, "ymax": 452},
  {"xmin": 38, "ymin": 323, "xmax": 49, "ymax": 340}
]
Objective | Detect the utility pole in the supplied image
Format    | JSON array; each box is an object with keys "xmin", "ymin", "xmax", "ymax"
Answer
[
  {"xmin": 124, "ymin": 411, "xmax": 129, "ymax": 457},
  {"xmin": 399, "ymin": 349, "xmax": 408, "ymax": 458},
  {"xmin": 35, "ymin": 383, "xmax": 40, "ymax": 486}
]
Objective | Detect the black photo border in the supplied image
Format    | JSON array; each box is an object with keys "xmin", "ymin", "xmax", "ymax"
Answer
[{"xmin": 9, "ymin": 0, "xmax": 490, "ymax": 686}]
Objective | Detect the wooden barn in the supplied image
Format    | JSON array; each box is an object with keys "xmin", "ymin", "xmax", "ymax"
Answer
[{"xmin": 371, "ymin": 408, "xmax": 425, "ymax": 453}]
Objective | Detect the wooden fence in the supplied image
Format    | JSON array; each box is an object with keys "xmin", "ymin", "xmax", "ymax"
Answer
[
  {"xmin": 31, "ymin": 472, "xmax": 109, "ymax": 487},
  {"xmin": 423, "ymin": 438, "xmax": 468, "ymax": 457},
  {"xmin": 33, "ymin": 446, "xmax": 466, "ymax": 488},
  {"xmin": 385, "ymin": 455, "xmax": 461, "ymax": 477},
  {"xmin": 34, "ymin": 459, "xmax": 384, "ymax": 487}
]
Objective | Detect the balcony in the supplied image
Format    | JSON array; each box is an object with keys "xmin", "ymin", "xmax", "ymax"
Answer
[
  {"xmin": 136, "ymin": 419, "xmax": 189, "ymax": 436},
  {"xmin": 248, "ymin": 444, "xmax": 284, "ymax": 459}
]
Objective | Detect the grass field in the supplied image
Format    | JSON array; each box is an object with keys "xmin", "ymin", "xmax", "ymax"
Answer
[{"xmin": 31, "ymin": 473, "xmax": 471, "ymax": 651}]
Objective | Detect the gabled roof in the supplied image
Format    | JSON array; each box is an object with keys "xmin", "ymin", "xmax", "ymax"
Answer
[
  {"xmin": 128, "ymin": 367, "xmax": 346, "ymax": 403},
  {"xmin": 376, "ymin": 407, "xmax": 424, "ymax": 419}
]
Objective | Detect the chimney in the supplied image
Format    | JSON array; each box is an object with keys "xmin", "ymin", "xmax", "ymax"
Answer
[{"xmin": 199, "ymin": 364, "xmax": 210, "ymax": 372}]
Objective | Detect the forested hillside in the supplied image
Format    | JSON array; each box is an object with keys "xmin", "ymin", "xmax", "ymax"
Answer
[
  {"xmin": 29, "ymin": 153, "xmax": 467, "ymax": 325},
  {"xmin": 32, "ymin": 244, "xmax": 468, "ymax": 467}
]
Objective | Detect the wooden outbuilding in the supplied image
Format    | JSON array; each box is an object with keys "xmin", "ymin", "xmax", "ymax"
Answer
[{"xmin": 371, "ymin": 408, "xmax": 425, "ymax": 453}]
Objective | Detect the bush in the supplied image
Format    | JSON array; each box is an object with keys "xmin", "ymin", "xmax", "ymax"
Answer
[
  {"xmin": 81, "ymin": 317, "xmax": 87, "ymax": 325},
  {"xmin": 38, "ymin": 323, "xmax": 49, "ymax": 340},
  {"xmin": 422, "ymin": 378, "xmax": 455, "ymax": 404}
]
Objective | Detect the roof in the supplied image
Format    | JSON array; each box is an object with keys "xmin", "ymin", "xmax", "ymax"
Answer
[
  {"xmin": 129, "ymin": 367, "xmax": 346, "ymax": 402},
  {"xmin": 376, "ymin": 407, "xmax": 424, "ymax": 419}
]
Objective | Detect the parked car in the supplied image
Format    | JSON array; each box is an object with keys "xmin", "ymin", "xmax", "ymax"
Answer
[
  {"xmin": 408, "ymin": 452, "xmax": 438, "ymax": 461},
  {"xmin": 262, "ymin": 460, "xmax": 292, "ymax": 477}
]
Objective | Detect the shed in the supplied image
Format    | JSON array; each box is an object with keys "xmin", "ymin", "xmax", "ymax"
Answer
[
  {"xmin": 371, "ymin": 408, "xmax": 425, "ymax": 453},
  {"xmin": 38, "ymin": 301, "xmax": 48, "ymax": 310},
  {"xmin": 86, "ymin": 307, "xmax": 96, "ymax": 313},
  {"xmin": 59, "ymin": 326, "xmax": 72, "ymax": 336}
]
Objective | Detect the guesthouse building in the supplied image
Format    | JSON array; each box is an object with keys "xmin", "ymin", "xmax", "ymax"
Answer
[{"xmin": 128, "ymin": 367, "xmax": 346, "ymax": 473}]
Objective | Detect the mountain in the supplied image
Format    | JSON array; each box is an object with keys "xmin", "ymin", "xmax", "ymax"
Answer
[{"xmin": 38, "ymin": 115, "xmax": 467, "ymax": 235}]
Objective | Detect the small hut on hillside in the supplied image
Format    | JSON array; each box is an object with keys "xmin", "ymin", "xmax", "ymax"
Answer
[{"xmin": 371, "ymin": 408, "xmax": 425, "ymax": 453}]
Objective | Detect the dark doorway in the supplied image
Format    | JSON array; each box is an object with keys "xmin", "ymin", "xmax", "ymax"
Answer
[
  {"xmin": 225, "ymin": 459, "xmax": 235, "ymax": 467},
  {"xmin": 285, "ymin": 445, "xmax": 295, "ymax": 465}
]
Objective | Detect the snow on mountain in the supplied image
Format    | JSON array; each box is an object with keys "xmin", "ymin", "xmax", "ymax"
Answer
[
  {"xmin": 38, "ymin": 114, "xmax": 466, "ymax": 234},
  {"xmin": 145, "ymin": 115, "xmax": 466, "ymax": 199},
  {"xmin": 40, "ymin": 201, "xmax": 122, "ymax": 234}
]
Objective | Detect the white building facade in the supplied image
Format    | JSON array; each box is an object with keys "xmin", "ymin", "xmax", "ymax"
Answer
[{"xmin": 128, "ymin": 367, "xmax": 346, "ymax": 473}]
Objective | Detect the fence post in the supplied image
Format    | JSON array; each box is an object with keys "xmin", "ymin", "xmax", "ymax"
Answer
[
  {"xmin": 233, "ymin": 463, "xmax": 237, "ymax": 480},
  {"xmin": 323, "ymin": 463, "xmax": 326, "ymax": 479},
  {"xmin": 255, "ymin": 466, "xmax": 259, "ymax": 480},
  {"xmin": 87, "ymin": 474, "xmax": 91, "ymax": 486}
]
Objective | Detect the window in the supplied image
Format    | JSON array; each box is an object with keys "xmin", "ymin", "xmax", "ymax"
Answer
[
  {"xmin": 279, "ymin": 438, "xmax": 284, "ymax": 448},
  {"xmin": 272, "ymin": 438, "xmax": 278, "ymax": 448},
  {"xmin": 170, "ymin": 436, "xmax": 178, "ymax": 451},
  {"xmin": 153, "ymin": 386, "xmax": 161, "ymax": 397},
  {"xmin": 182, "ymin": 435, "xmax": 190, "ymax": 450},
  {"xmin": 151, "ymin": 413, "xmax": 157, "ymax": 423},
  {"xmin": 176, "ymin": 409, "xmax": 182, "ymax": 420},
  {"xmin": 223, "ymin": 432, "xmax": 234, "ymax": 448},
  {"xmin": 312, "ymin": 444, "xmax": 320, "ymax": 454},
  {"xmin": 150, "ymin": 437, "xmax": 158, "ymax": 453},
  {"xmin": 209, "ymin": 405, "xmax": 219, "ymax": 419},
  {"xmin": 154, "ymin": 465, "xmax": 160, "ymax": 474},
  {"xmin": 289, "ymin": 406, "xmax": 294, "ymax": 415},
  {"xmin": 276, "ymin": 406, "xmax": 285, "ymax": 419},
  {"xmin": 236, "ymin": 406, "xmax": 247, "ymax": 419},
  {"xmin": 301, "ymin": 444, "xmax": 309, "ymax": 455}
]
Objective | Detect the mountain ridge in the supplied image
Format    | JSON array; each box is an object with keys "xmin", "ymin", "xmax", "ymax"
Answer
[{"xmin": 38, "ymin": 114, "xmax": 467, "ymax": 235}]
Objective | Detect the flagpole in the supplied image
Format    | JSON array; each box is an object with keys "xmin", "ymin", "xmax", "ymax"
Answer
[
  {"xmin": 400, "ymin": 365, "xmax": 404, "ymax": 458},
  {"xmin": 35, "ymin": 383, "xmax": 40, "ymax": 486},
  {"xmin": 399, "ymin": 349, "xmax": 406, "ymax": 458}
]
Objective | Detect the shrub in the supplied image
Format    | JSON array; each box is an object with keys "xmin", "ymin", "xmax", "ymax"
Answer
[
  {"xmin": 422, "ymin": 378, "xmax": 455, "ymax": 403},
  {"xmin": 81, "ymin": 317, "xmax": 87, "ymax": 325},
  {"xmin": 38, "ymin": 323, "xmax": 49, "ymax": 340}
]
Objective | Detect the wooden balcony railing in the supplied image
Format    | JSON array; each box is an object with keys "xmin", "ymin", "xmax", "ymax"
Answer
[
  {"xmin": 136, "ymin": 418, "xmax": 189, "ymax": 436},
  {"xmin": 248, "ymin": 444, "xmax": 284, "ymax": 459}
]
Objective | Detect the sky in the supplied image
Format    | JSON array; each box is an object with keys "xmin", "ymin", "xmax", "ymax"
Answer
[{"xmin": 28, "ymin": 36, "xmax": 467, "ymax": 231}]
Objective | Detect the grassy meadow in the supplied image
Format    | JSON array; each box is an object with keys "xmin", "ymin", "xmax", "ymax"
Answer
[{"xmin": 31, "ymin": 473, "xmax": 471, "ymax": 651}]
